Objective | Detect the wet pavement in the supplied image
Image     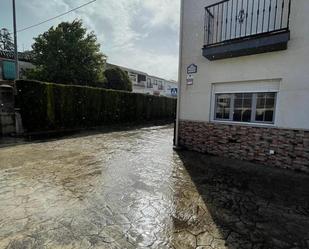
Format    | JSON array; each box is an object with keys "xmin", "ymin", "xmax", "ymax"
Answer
[{"xmin": 0, "ymin": 125, "xmax": 309, "ymax": 249}]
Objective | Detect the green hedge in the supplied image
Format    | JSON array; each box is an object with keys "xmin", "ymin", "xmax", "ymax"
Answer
[{"xmin": 15, "ymin": 80, "xmax": 176, "ymax": 132}]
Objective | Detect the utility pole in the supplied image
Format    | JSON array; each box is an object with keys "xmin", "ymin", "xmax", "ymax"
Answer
[{"xmin": 12, "ymin": 0, "xmax": 19, "ymax": 80}]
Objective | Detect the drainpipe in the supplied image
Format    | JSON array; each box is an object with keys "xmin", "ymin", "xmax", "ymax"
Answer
[{"xmin": 174, "ymin": 0, "xmax": 184, "ymax": 148}]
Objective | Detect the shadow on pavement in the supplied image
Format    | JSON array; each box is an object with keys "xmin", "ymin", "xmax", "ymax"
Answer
[{"xmin": 176, "ymin": 150, "xmax": 309, "ymax": 249}]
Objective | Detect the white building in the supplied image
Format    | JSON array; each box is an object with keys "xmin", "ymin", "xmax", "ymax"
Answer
[
  {"xmin": 176, "ymin": 0, "xmax": 309, "ymax": 172},
  {"xmin": 106, "ymin": 63, "xmax": 178, "ymax": 97}
]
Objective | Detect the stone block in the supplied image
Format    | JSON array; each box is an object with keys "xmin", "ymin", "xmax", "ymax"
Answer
[{"xmin": 179, "ymin": 120, "xmax": 309, "ymax": 173}]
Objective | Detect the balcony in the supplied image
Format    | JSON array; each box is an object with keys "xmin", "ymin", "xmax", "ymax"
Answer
[{"xmin": 203, "ymin": 0, "xmax": 291, "ymax": 60}]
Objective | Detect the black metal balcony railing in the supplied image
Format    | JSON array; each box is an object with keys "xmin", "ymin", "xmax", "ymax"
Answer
[{"xmin": 204, "ymin": 0, "xmax": 291, "ymax": 47}]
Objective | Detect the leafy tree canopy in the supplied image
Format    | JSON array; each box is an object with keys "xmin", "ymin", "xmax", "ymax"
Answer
[
  {"xmin": 104, "ymin": 67, "xmax": 132, "ymax": 92},
  {"xmin": 26, "ymin": 20, "xmax": 106, "ymax": 86},
  {"xmin": 0, "ymin": 28, "xmax": 14, "ymax": 51}
]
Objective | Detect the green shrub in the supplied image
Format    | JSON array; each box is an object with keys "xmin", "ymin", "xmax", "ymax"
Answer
[
  {"xmin": 104, "ymin": 67, "xmax": 132, "ymax": 92},
  {"xmin": 15, "ymin": 80, "xmax": 176, "ymax": 132}
]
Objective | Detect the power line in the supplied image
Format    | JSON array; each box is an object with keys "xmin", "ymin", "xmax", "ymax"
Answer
[{"xmin": 16, "ymin": 0, "xmax": 97, "ymax": 33}]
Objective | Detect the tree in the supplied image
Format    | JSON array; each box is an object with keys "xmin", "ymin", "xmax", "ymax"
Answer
[
  {"xmin": 104, "ymin": 67, "xmax": 132, "ymax": 92},
  {"xmin": 0, "ymin": 28, "xmax": 14, "ymax": 51},
  {"xmin": 26, "ymin": 20, "xmax": 106, "ymax": 85}
]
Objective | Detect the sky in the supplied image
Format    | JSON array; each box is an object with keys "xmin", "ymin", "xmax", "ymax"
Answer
[{"xmin": 0, "ymin": 0, "xmax": 180, "ymax": 80}]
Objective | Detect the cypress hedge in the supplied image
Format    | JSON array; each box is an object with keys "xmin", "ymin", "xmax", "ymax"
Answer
[{"xmin": 15, "ymin": 80, "xmax": 176, "ymax": 132}]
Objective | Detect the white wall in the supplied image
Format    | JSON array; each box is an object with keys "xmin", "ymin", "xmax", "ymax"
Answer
[
  {"xmin": 19, "ymin": 61, "xmax": 35, "ymax": 78},
  {"xmin": 179, "ymin": 0, "xmax": 309, "ymax": 130}
]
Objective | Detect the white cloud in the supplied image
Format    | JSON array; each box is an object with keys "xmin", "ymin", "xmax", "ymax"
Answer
[
  {"xmin": 110, "ymin": 46, "xmax": 179, "ymax": 80},
  {"xmin": 19, "ymin": 0, "xmax": 180, "ymax": 80},
  {"xmin": 21, "ymin": 0, "xmax": 69, "ymax": 20},
  {"xmin": 141, "ymin": 0, "xmax": 180, "ymax": 31}
]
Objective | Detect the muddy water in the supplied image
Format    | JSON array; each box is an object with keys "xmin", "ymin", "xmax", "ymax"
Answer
[{"xmin": 0, "ymin": 125, "xmax": 309, "ymax": 249}]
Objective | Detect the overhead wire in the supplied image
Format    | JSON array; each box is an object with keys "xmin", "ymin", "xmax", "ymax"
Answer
[{"xmin": 16, "ymin": 0, "xmax": 97, "ymax": 33}]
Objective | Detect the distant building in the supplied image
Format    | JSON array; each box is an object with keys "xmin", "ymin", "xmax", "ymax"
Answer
[
  {"xmin": 106, "ymin": 63, "xmax": 178, "ymax": 97},
  {"xmin": 0, "ymin": 50, "xmax": 34, "ymax": 81}
]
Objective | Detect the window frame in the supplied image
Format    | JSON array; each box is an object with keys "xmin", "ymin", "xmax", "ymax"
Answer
[
  {"xmin": 213, "ymin": 92, "xmax": 277, "ymax": 125},
  {"xmin": 214, "ymin": 93, "xmax": 233, "ymax": 121}
]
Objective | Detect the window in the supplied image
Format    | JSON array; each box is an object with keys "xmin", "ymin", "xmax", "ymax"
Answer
[
  {"xmin": 233, "ymin": 93, "xmax": 252, "ymax": 122},
  {"xmin": 214, "ymin": 92, "xmax": 276, "ymax": 124},
  {"xmin": 138, "ymin": 74, "xmax": 146, "ymax": 83},
  {"xmin": 147, "ymin": 78, "xmax": 152, "ymax": 88},
  {"xmin": 255, "ymin": 93, "xmax": 276, "ymax": 123},
  {"xmin": 215, "ymin": 94, "xmax": 231, "ymax": 120},
  {"xmin": 158, "ymin": 81, "xmax": 164, "ymax": 90}
]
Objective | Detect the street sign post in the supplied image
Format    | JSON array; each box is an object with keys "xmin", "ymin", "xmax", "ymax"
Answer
[{"xmin": 12, "ymin": 0, "xmax": 19, "ymax": 80}]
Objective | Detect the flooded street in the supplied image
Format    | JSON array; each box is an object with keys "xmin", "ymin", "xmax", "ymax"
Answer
[{"xmin": 0, "ymin": 125, "xmax": 309, "ymax": 249}]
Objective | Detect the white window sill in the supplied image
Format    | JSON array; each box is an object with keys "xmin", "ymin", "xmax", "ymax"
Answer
[{"xmin": 211, "ymin": 120, "xmax": 276, "ymax": 128}]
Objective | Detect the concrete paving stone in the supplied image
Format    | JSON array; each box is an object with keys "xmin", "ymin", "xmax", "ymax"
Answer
[{"xmin": 0, "ymin": 125, "xmax": 309, "ymax": 248}]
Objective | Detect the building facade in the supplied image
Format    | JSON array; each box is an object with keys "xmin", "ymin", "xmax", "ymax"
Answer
[
  {"xmin": 176, "ymin": 0, "xmax": 309, "ymax": 172},
  {"xmin": 106, "ymin": 63, "xmax": 178, "ymax": 97},
  {"xmin": 0, "ymin": 50, "xmax": 34, "ymax": 81}
]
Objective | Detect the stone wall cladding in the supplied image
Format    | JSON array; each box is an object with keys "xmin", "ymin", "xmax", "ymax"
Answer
[{"xmin": 179, "ymin": 120, "xmax": 309, "ymax": 173}]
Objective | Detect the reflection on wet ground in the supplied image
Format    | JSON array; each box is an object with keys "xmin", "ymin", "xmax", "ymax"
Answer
[{"xmin": 0, "ymin": 125, "xmax": 308, "ymax": 249}]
